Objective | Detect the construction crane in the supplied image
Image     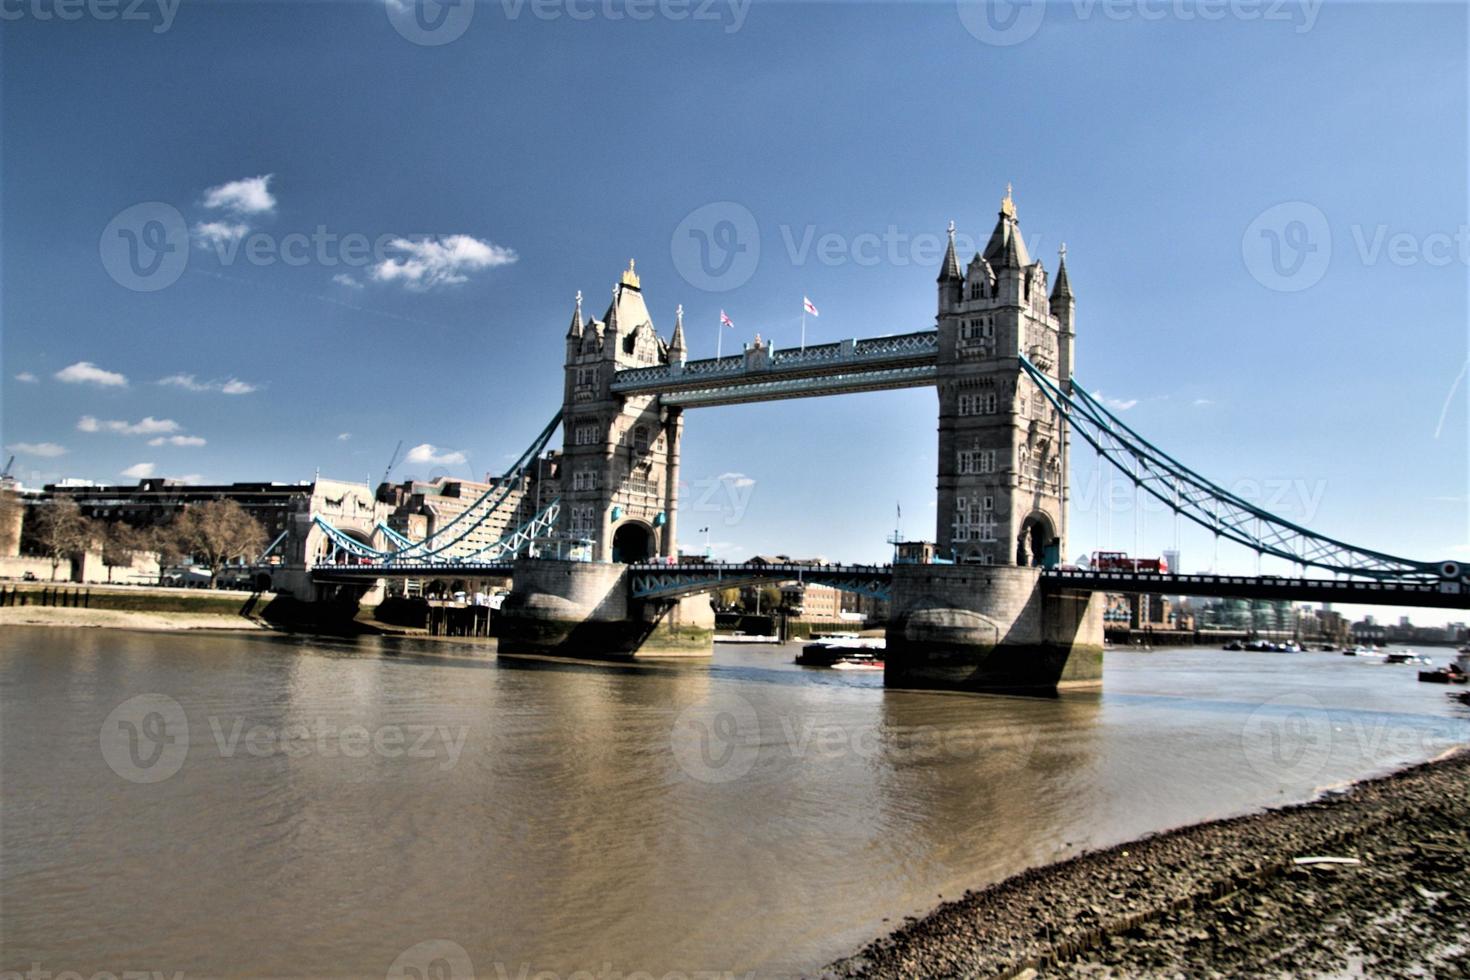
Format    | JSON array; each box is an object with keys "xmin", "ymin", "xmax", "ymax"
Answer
[
  {"xmin": 379, "ymin": 440, "xmax": 403, "ymax": 489},
  {"xmin": 0, "ymin": 455, "xmax": 12, "ymax": 481}
]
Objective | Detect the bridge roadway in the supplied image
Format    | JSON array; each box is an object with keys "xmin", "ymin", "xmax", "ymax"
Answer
[{"xmin": 311, "ymin": 561, "xmax": 1469, "ymax": 609}]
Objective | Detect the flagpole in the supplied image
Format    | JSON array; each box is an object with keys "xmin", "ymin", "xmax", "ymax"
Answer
[
  {"xmin": 800, "ymin": 309, "xmax": 806, "ymax": 351},
  {"xmin": 717, "ymin": 316, "xmax": 722, "ymax": 360}
]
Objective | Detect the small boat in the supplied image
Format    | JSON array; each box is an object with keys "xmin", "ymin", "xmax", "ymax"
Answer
[
  {"xmin": 796, "ymin": 636, "xmax": 884, "ymax": 666},
  {"xmin": 830, "ymin": 653, "xmax": 884, "ymax": 671},
  {"xmin": 1384, "ymin": 650, "xmax": 1431, "ymax": 665},
  {"xmin": 1419, "ymin": 666, "xmax": 1468, "ymax": 685},
  {"xmin": 714, "ymin": 632, "xmax": 780, "ymax": 644}
]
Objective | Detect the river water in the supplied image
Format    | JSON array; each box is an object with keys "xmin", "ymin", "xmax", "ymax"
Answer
[{"xmin": 2, "ymin": 627, "xmax": 1467, "ymax": 978}]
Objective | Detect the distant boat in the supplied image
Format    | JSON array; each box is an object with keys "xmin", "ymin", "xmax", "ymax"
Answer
[{"xmin": 796, "ymin": 637, "xmax": 884, "ymax": 666}]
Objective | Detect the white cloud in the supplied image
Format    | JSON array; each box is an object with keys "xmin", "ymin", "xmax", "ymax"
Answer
[
  {"xmin": 332, "ymin": 273, "xmax": 364, "ymax": 289},
  {"xmin": 157, "ymin": 374, "xmax": 258, "ymax": 395},
  {"xmin": 1093, "ymin": 390, "xmax": 1138, "ymax": 412},
  {"xmin": 148, "ymin": 435, "xmax": 207, "ymax": 447},
  {"xmin": 55, "ymin": 361, "xmax": 127, "ymax": 387},
  {"xmin": 13, "ymin": 372, "xmax": 37, "ymax": 383},
  {"xmin": 717, "ymin": 471, "xmax": 756, "ymax": 488},
  {"xmin": 6, "ymin": 442, "xmax": 67, "ymax": 458},
  {"xmin": 337, "ymin": 432, "xmax": 352, "ymax": 441},
  {"xmin": 171, "ymin": 474, "xmax": 203, "ymax": 484},
  {"xmin": 372, "ymin": 235, "xmax": 518, "ymax": 290},
  {"xmin": 1192, "ymin": 398, "xmax": 1215, "ymax": 407},
  {"xmin": 405, "ymin": 443, "xmax": 467, "ymax": 467},
  {"xmin": 202, "ymin": 174, "xmax": 276, "ymax": 215},
  {"xmin": 192, "ymin": 221, "xmax": 249, "ymax": 249},
  {"xmin": 78, "ymin": 415, "xmax": 182, "ymax": 436},
  {"xmin": 121, "ymin": 463, "xmax": 156, "ymax": 479}
]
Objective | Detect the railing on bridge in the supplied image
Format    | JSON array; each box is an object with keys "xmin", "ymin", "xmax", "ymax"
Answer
[
  {"xmin": 610, "ymin": 330, "xmax": 940, "ymax": 394},
  {"xmin": 627, "ymin": 561, "xmax": 893, "ymax": 601},
  {"xmin": 1042, "ymin": 568, "xmax": 1469, "ymax": 609}
]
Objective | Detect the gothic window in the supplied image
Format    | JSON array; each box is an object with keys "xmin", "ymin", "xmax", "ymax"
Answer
[
  {"xmin": 570, "ymin": 506, "xmax": 597, "ymax": 536},
  {"xmin": 574, "ymin": 421, "xmax": 600, "ymax": 446},
  {"xmin": 953, "ymin": 497, "xmax": 997, "ymax": 543},
  {"xmin": 573, "ymin": 470, "xmax": 598, "ymax": 491},
  {"xmin": 633, "ymin": 425, "xmax": 650, "ymax": 451}
]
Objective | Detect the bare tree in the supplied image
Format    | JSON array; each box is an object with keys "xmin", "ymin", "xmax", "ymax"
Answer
[
  {"xmin": 30, "ymin": 498, "xmax": 93, "ymax": 581},
  {"xmin": 100, "ymin": 522, "xmax": 147, "ymax": 584},
  {"xmin": 148, "ymin": 523, "xmax": 186, "ymax": 586},
  {"xmin": 172, "ymin": 500, "xmax": 267, "ymax": 588}
]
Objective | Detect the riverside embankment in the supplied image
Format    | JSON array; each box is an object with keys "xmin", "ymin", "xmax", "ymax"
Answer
[{"xmin": 825, "ymin": 750, "xmax": 1470, "ymax": 979}]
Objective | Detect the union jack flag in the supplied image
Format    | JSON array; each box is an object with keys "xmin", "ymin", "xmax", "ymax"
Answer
[{"xmin": 720, "ymin": 310, "xmax": 734, "ymax": 328}]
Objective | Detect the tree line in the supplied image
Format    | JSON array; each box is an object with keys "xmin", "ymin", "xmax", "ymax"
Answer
[{"xmin": 6, "ymin": 491, "xmax": 268, "ymax": 587}]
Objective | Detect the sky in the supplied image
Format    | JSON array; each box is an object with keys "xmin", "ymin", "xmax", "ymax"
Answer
[{"xmin": 2, "ymin": 0, "xmax": 1467, "ymax": 622}]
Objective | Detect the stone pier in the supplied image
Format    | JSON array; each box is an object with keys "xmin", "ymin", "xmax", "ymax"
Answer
[
  {"xmin": 885, "ymin": 564, "xmax": 1103, "ymax": 693},
  {"xmin": 493, "ymin": 558, "xmax": 714, "ymax": 658}
]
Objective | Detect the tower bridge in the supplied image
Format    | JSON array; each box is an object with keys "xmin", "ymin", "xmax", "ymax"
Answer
[{"xmin": 306, "ymin": 187, "xmax": 1468, "ymax": 692}]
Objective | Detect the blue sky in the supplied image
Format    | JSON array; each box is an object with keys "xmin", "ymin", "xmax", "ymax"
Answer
[{"xmin": 2, "ymin": 0, "xmax": 1467, "ymax": 618}]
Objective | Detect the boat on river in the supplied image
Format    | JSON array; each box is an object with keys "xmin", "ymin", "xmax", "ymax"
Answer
[{"xmin": 795, "ymin": 636, "xmax": 885, "ymax": 667}]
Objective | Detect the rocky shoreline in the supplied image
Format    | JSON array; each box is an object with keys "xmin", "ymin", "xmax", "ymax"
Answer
[{"xmin": 824, "ymin": 749, "xmax": 1470, "ymax": 979}]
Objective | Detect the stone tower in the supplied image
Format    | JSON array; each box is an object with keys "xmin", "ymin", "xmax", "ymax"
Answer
[
  {"xmin": 559, "ymin": 260, "xmax": 683, "ymax": 563},
  {"xmin": 934, "ymin": 186, "xmax": 1074, "ymax": 567}
]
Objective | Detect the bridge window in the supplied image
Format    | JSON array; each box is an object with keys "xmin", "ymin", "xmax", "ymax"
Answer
[
  {"xmin": 634, "ymin": 425, "xmax": 650, "ymax": 451},
  {"xmin": 573, "ymin": 470, "xmax": 599, "ymax": 491},
  {"xmin": 958, "ymin": 449, "xmax": 996, "ymax": 475},
  {"xmin": 570, "ymin": 506, "xmax": 597, "ymax": 536},
  {"xmin": 953, "ymin": 497, "xmax": 998, "ymax": 543},
  {"xmin": 574, "ymin": 422, "xmax": 600, "ymax": 446}
]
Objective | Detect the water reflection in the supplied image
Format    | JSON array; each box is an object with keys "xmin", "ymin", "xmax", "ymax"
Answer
[{"xmin": 1, "ymin": 630, "xmax": 1465, "ymax": 978}]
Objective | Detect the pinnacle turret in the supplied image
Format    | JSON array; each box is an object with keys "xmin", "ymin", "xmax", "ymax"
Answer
[
  {"xmin": 566, "ymin": 290, "xmax": 584, "ymax": 339},
  {"xmin": 1050, "ymin": 243, "xmax": 1073, "ymax": 301},
  {"xmin": 937, "ymin": 220, "xmax": 961, "ymax": 283}
]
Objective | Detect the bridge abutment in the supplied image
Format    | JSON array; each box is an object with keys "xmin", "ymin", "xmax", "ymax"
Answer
[
  {"xmin": 885, "ymin": 564, "xmax": 1103, "ymax": 693},
  {"xmin": 493, "ymin": 558, "xmax": 714, "ymax": 658}
]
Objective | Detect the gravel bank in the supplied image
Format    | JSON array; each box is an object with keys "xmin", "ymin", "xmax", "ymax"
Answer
[{"xmin": 824, "ymin": 749, "xmax": 1470, "ymax": 979}]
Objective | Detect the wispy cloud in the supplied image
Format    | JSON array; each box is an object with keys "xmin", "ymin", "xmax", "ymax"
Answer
[
  {"xmin": 158, "ymin": 373, "xmax": 258, "ymax": 395},
  {"xmin": 332, "ymin": 273, "xmax": 364, "ymax": 289},
  {"xmin": 405, "ymin": 443, "xmax": 467, "ymax": 467},
  {"xmin": 717, "ymin": 471, "xmax": 756, "ymax": 488},
  {"xmin": 372, "ymin": 235, "xmax": 517, "ymax": 290},
  {"xmin": 79, "ymin": 415, "xmax": 181, "ymax": 436},
  {"xmin": 13, "ymin": 371, "xmax": 37, "ymax": 383},
  {"xmin": 1093, "ymin": 390, "xmax": 1138, "ymax": 412},
  {"xmin": 337, "ymin": 432, "xmax": 352, "ymax": 441},
  {"xmin": 6, "ymin": 442, "xmax": 67, "ymax": 458},
  {"xmin": 55, "ymin": 361, "xmax": 127, "ymax": 387},
  {"xmin": 120, "ymin": 462, "xmax": 156, "ymax": 479},
  {"xmin": 202, "ymin": 174, "xmax": 276, "ymax": 215},
  {"xmin": 192, "ymin": 220, "xmax": 250, "ymax": 250},
  {"xmin": 148, "ymin": 435, "xmax": 207, "ymax": 447}
]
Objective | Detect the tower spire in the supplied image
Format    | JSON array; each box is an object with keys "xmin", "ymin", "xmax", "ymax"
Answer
[
  {"xmin": 566, "ymin": 289, "xmax": 584, "ymax": 339},
  {"xmin": 1051, "ymin": 243, "xmax": 1072, "ymax": 301},
  {"xmin": 670, "ymin": 303, "xmax": 687, "ymax": 356},
  {"xmin": 937, "ymin": 219, "xmax": 961, "ymax": 283}
]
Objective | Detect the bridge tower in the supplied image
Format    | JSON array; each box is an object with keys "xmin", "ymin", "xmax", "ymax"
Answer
[
  {"xmin": 495, "ymin": 261, "xmax": 711, "ymax": 658},
  {"xmin": 887, "ymin": 188, "xmax": 1102, "ymax": 692},
  {"xmin": 559, "ymin": 261, "xmax": 684, "ymax": 563},
  {"xmin": 934, "ymin": 185, "xmax": 1072, "ymax": 567}
]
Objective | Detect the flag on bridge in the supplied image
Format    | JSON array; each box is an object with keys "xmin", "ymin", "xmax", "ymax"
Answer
[
  {"xmin": 803, "ymin": 296, "xmax": 820, "ymax": 317},
  {"xmin": 720, "ymin": 310, "xmax": 734, "ymax": 328}
]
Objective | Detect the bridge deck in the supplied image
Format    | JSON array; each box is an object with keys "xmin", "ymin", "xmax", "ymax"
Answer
[{"xmin": 1042, "ymin": 569, "xmax": 1469, "ymax": 609}]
